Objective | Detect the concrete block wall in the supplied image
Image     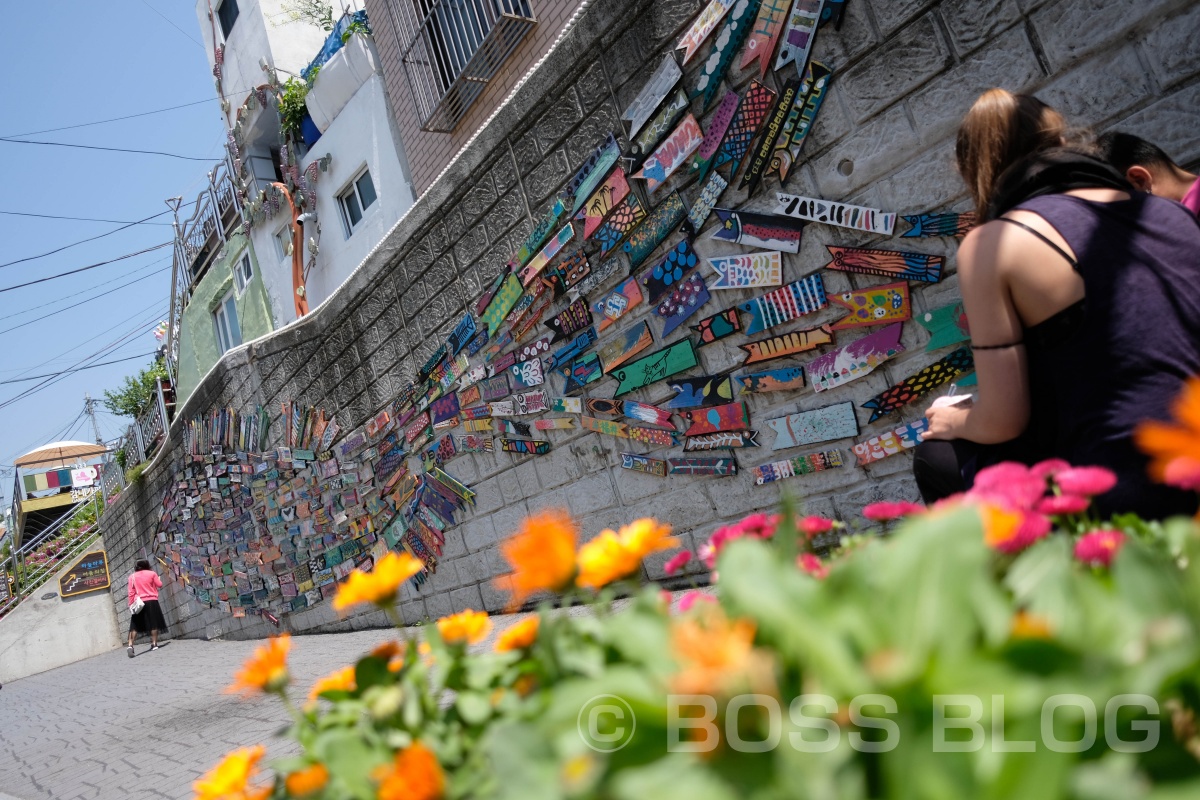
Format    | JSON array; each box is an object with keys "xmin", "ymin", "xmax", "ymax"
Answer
[{"xmin": 102, "ymin": 0, "xmax": 1200, "ymax": 641}]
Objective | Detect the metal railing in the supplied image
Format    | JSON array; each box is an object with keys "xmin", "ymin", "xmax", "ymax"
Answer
[
  {"xmin": 0, "ymin": 492, "xmax": 103, "ymax": 619},
  {"xmin": 117, "ymin": 377, "xmax": 173, "ymax": 474},
  {"xmin": 396, "ymin": 0, "xmax": 537, "ymax": 132}
]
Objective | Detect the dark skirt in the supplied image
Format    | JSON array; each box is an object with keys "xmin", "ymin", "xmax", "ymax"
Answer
[{"xmin": 131, "ymin": 599, "xmax": 168, "ymax": 634}]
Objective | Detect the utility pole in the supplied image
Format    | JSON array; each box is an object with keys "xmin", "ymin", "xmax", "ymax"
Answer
[{"xmin": 84, "ymin": 394, "xmax": 103, "ymax": 446}]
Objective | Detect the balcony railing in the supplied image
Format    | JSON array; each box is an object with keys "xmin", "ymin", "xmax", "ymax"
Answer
[{"xmin": 397, "ymin": 0, "xmax": 537, "ymax": 132}]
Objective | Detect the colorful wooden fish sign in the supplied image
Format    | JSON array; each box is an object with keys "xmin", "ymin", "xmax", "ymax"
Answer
[
  {"xmin": 683, "ymin": 401, "xmax": 751, "ymax": 435},
  {"xmin": 551, "ymin": 397, "xmax": 582, "ymax": 413},
  {"xmin": 475, "ymin": 270, "xmax": 510, "ymax": 316},
  {"xmin": 707, "ymin": 251, "xmax": 783, "ymax": 289},
  {"xmin": 775, "ymin": 0, "xmax": 823, "ymax": 73},
  {"xmin": 901, "ymin": 211, "xmax": 976, "ymax": 238},
  {"xmin": 510, "ymin": 199, "xmax": 567, "ymax": 269},
  {"xmin": 752, "ymin": 448, "xmax": 843, "ymax": 485},
  {"xmin": 458, "ymin": 384, "xmax": 482, "ymax": 408},
  {"xmin": 917, "ymin": 302, "xmax": 970, "ymax": 351},
  {"xmin": 481, "ymin": 273, "xmax": 523, "ymax": 336},
  {"xmin": 633, "ymin": 114, "xmax": 704, "ymax": 194},
  {"xmin": 683, "ymin": 172, "xmax": 729, "ymax": 236},
  {"xmin": 509, "ymin": 358, "xmax": 545, "ymax": 388},
  {"xmin": 693, "ymin": 0, "xmax": 762, "ymax": 110},
  {"xmin": 642, "ymin": 239, "xmax": 700, "ymax": 302},
  {"xmin": 489, "ymin": 401, "xmax": 515, "ymax": 417},
  {"xmin": 545, "ymin": 299, "xmax": 593, "ymax": 343},
  {"xmin": 611, "ymin": 339, "xmax": 699, "ymax": 396},
  {"xmin": 775, "ymin": 192, "xmax": 896, "ymax": 235},
  {"xmin": 594, "ymin": 195, "xmax": 646, "ymax": 258},
  {"xmin": 691, "ymin": 90, "xmax": 741, "ymax": 181},
  {"xmin": 623, "ymin": 193, "xmax": 687, "ymax": 268},
  {"xmin": 560, "ymin": 353, "xmax": 604, "ymax": 393},
  {"xmin": 664, "ymin": 375, "xmax": 735, "ymax": 409},
  {"xmin": 622, "ymin": 54, "xmax": 683, "ymax": 138},
  {"xmin": 655, "ymin": 272, "xmax": 710, "ymax": 337},
  {"xmin": 575, "ymin": 168, "xmax": 630, "ymax": 239},
  {"xmin": 448, "ymin": 314, "xmax": 477, "ymax": 355},
  {"xmin": 545, "ymin": 327, "xmax": 598, "ymax": 372},
  {"xmin": 710, "ymin": 208, "xmax": 804, "ymax": 252},
  {"xmin": 738, "ymin": 366, "xmax": 805, "ymax": 393},
  {"xmin": 581, "ymin": 416, "xmax": 629, "ymax": 438},
  {"xmin": 824, "ymin": 245, "xmax": 943, "ymax": 283},
  {"xmin": 853, "ymin": 418, "xmax": 928, "ymax": 467},
  {"xmin": 591, "ymin": 277, "xmax": 643, "ymax": 333},
  {"xmin": 741, "ymin": 78, "xmax": 801, "ymax": 195},
  {"xmin": 819, "ymin": 0, "xmax": 846, "ymax": 27},
  {"xmin": 669, "ymin": 456, "xmax": 739, "ymax": 476},
  {"xmin": 540, "ymin": 250, "xmax": 591, "ymax": 298},
  {"xmin": 462, "ymin": 409, "xmax": 493, "ymax": 425},
  {"xmin": 534, "ymin": 417, "xmax": 575, "ymax": 431},
  {"xmin": 713, "ymin": 80, "xmax": 776, "ymax": 179},
  {"xmin": 429, "ymin": 393, "xmax": 461, "ymax": 427},
  {"xmin": 738, "ymin": 274, "xmax": 828, "ymax": 335},
  {"xmin": 597, "ymin": 321, "xmax": 654, "ymax": 374},
  {"xmin": 769, "ymin": 60, "xmax": 831, "ymax": 183},
  {"xmin": 479, "ymin": 374, "xmax": 510, "ymax": 402},
  {"xmin": 585, "ymin": 398, "xmax": 622, "ymax": 416},
  {"xmin": 740, "ymin": 324, "xmax": 834, "ymax": 365},
  {"xmin": 677, "ymin": 0, "xmax": 737, "ymax": 62},
  {"xmin": 740, "ymin": 0, "xmax": 790, "ymax": 77},
  {"xmin": 456, "ymin": 434, "xmax": 494, "ymax": 453},
  {"xmin": 500, "ymin": 438, "xmax": 551, "ymax": 456},
  {"xmin": 519, "ymin": 224, "xmax": 575, "ymax": 285},
  {"xmin": 570, "ymin": 254, "xmax": 624, "ymax": 302},
  {"xmin": 830, "ymin": 282, "xmax": 911, "ymax": 330},
  {"xmin": 482, "ymin": 329, "xmax": 513, "ymax": 362},
  {"xmin": 514, "ymin": 390, "xmax": 550, "ymax": 415},
  {"xmin": 685, "ymin": 430, "xmax": 759, "ymax": 450},
  {"xmin": 629, "ymin": 425, "xmax": 679, "ymax": 447},
  {"xmin": 862, "ymin": 347, "xmax": 974, "ymax": 423},
  {"xmin": 566, "ymin": 134, "xmax": 621, "ymax": 214},
  {"xmin": 623, "ymin": 400, "xmax": 674, "ymax": 428},
  {"xmin": 766, "ymin": 401, "xmax": 858, "ymax": 450},
  {"xmin": 419, "ymin": 344, "xmax": 448, "ymax": 382},
  {"xmin": 691, "ymin": 308, "xmax": 742, "ymax": 346},
  {"xmin": 808, "ymin": 323, "xmax": 905, "ymax": 393},
  {"xmin": 517, "ymin": 335, "xmax": 552, "ymax": 363},
  {"xmin": 621, "ymin": 452, "xmax": 668, "ymax": 476},
  {"xmin": 491, "ymin": 350, "xmax": 517, "ymax": 375},
  {"xmin": 628, "ymin": 89, "xmax": 690, "ymax": 167}
]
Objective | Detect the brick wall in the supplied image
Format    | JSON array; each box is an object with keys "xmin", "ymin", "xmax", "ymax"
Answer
[{"xmin": 103, "ymin": 0, "xmax": 1200, "ymax": 641}]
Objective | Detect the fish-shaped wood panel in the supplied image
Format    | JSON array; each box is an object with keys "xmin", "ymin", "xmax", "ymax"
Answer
[
  {"xmin": 623, "ymin": 193, "xmax": 687, "ymax": 269},
  {"xmin": 861, "ymin": 347, "xmax": 974, "ymax": 423},
  {"xmin": 597, "ymin": 321, "xmax": 654, "ymax": 373},
  {"xmin": 707, "ymin": 251, "xmax": 782, "ymax": 289},
  {"xmin": 691, "ymin": 308, "xmax": 742, "ymax": 346},
  {"xmin": 447, "ymin": 314, "xmax": 477, "ymax": 356},
  {"xmin": 621, "ymin": 452, "xmax": 668, "ymax": 476},
  {"xmin": 590, "ymin": 277, "xmax": 643, "ymax": 333},
  {"xmin": 823, "ymin": 245, "xmax": 944, "ymax": 284},
  {"xmin": 709, "ymin": 208, "xmax": 804, "ymax": 252},
  {"xmin": 751, "ymin": 448, "xmax": 843, "ymax": 485},
  {"xmin": 669, "ymin": 456, "xmax": 739, "ymax": 476},
  {"xmin": 769, "ymin": 60, "xmax": 831, "ymax": 183},
  {"xmin": 628, "ymin": 89, "xmax": 690, "ymax": 168},
  {"xmin": 545, "ymin": 298, "xmax": 593, "ymax": 343},
  {"xmin": 641, "ymin": 239, "xmax": 700, "ymax": 303},
  {"xmin": 632, "ymin": 114, "xmax": 704, "ymax": 194},
  {"xmin": 683, "ymin": 172, "xmax": 729, "ymax": 236},
  {"xmin": 741, "ymin": 78, "xmax": 801, "ymax": 195},
  {"xmin": 654, "ymin": 271, "xmax": 710, "ymax": 337},
  {"xmin": 683, "ymin": 400, "xmax": 751, "ymax": 435},
  {"xmin": 740, "ymin": 324, "xmax": 834, "ymax": 365},
  {"xmin": 566, "ymin": 134, "xmax": 621, "ymax": 214},
  {"xmin": 740, "ymin": 0, "xmax": 790, "ymax": 77},
  {"xmin": 519, "ymin": 223, "xmax": 575, "ymax": 285},
  {"xmin": 514, "ymin": 390, "xmax": 550, "ymax": 416},
  {"xmin": 585, "ymin": 398, "xmax": 622, "ymax": 416},
  {"xmin": 663, "ymin": 375, "xmax": 735, "ymax": 409},
  {"xmin": 712, "ymin": 80, "xmax": 776, "ymax": 179},
  {"xmin": 677, "ymin": 0, "xmax": 737, "ymax": 63},
  {"xmin": 853, "ymin": 418, "xmax": 927, "ymax": 467},
  {"xmin": 510, "ymin": 200, "xmax": 565, "ymax": 269},
  {"xmin": 738, "ymin": 274, "xmax": 828, "ymax": 335},
  {"xmin": 692, "ymin": 0, "xmax": 762, "ymax": 110},
  {"xmin": 575, "ymin": 168, "xmax": 630, "ymax": 239},
  {"xmin": 481, "ymin": 273, "xmax": 524, "ymax": 336},
  {"xmin": 830, "ymin": 282, "xmax": 911, "ymax": 330},
  {"xmin": 500, "ymin": 438, "xmax": 552, "ymax": 456},
  {"xmin": 738, "ymin": 366, "xmax": 805, "ymax": 393},
  {"xmin": 622, "ymin": 400, "xmax": 674, "ymax": 428},
  {"xmin": 808, "ymin": 323, "xmax": 905, "ymax": 392},
  {"xmin": 766, "ymin": 401, "xmax": 858, "ymax": 450},
  {"xmin": 593, "ymin": 195, "xmax": 647, "ymax": 258},
  {"xmin": 560, "ymin": 353, "xmax": 604, "ymax": 393},
  {"xmin": 901, "ymin": 211, "xmax": 976, "ymax": 238},
  {"xmin": 684, "ymin": 430, "xmax": 759, "ymax": 450},
  {"xmin": 611, "ymin": 339, "xmax": 698, "ymax": 396},
  {"xmin": 622, "ymin": 55, "xmax": 683, "ymax": 138},
  {"xmin": 534, "ymin": 417, "xmax": 575, "ymax": 430},
  {"xmin": 690, "ymin": 90, "xmax": 741, "ymax": 181},
  {"xmin": 775, "ymin": 192, "xmax": 896, "ymax": 235},
  {"xmin": 509, "ymin": 358, "xmax": 545, "ymax": 388},
  {"xmin": 545, "ymin": 327, "xmax": 598, "ymax": 372},
  {"xmin": 551, "ymin": 397, "xmax": 583, "ymax": 413},
  {"xmin": 916, "ymin": 301, "xmax": 970, "ymax": 352},
  {"xmin": 775, "ymin": 0, "xmax": 823, "ymax": 73}
]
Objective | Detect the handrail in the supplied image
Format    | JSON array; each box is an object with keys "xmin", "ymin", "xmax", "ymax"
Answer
[{"xmin": 0, "ymin": 492, "xmax": 104, "ymax": 619}]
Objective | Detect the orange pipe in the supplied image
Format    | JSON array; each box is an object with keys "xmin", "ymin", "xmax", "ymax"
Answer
[{"xmin": 272, "ymin": 182, "xmax": 309, "ymax": 318}]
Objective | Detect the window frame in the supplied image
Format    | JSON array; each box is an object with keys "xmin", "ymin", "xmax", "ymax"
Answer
[
  {"xmin": 337, "ymin": 166, "xmax": 379, "ymax": 238},
  {"xmin": 233, "ymin": 252, "xmax": 254, "ymax": 295},
  {"xmin": 274, "ymin": 225, "xmax": 292, "ymax": 262},
  {"xmin": 212, "ymin": 288, "xmax": 243, "ymax": 355},
  {"xmin": 217, "ymin": 0, "xmax": 239, "ymax": 39}
]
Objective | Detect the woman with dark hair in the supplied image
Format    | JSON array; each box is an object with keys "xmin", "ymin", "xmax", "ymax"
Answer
[
  {"xmin": 127, "ymin": 558, "xmax": 167, "ymax": 657},
  {"xmin": 913, "ymin": 88, "xmax": 1200, "ymax": 518}
]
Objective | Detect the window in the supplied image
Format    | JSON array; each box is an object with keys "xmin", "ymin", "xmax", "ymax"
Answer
[
  {"xmin": 233, "ymin": 252, "xmax": 254, "ymax": 294},
  {"xmin": 213, "ymin": 290, "xmax": 242, "ymax": 354},
  {"xmin": 274, "ymin": 226, "xmax": 292, "ymax": 261},
  {"xmin": 217, "ymin": 0, "xmax": 239, "ymax": 39},
  {"xmin": 338, "ymin": 168, "xmax": 378, "ymax": 236}
]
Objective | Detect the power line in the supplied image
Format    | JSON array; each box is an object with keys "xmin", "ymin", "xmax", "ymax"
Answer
[
  {"xmin": 0, "ymin": 210, "xmax": 174, "ymax": 226},
  {"xmin": 0, "ymin": 137, "xmax": 214, "ymax": 162},
  {"xmin": 0, "ymin": 265, "xmax": 170, "ymax": 337},
  {"xmin": 0, "ymin": 242, "xmax": 171, "ymax": 294},
  {"xmin": 0, "ymin": 210, "xmax": 173, "ymax": 269},
  {"xmin": 135, "ymin": 0, "xmax": 205, "ymax": 49},
  {"xmin": 3, "ymin": 256, "xmax": 170, "ymax": 322},
  {"xmin": 0, "ymin": 353, "xmax": 158, "ymax": 385}
]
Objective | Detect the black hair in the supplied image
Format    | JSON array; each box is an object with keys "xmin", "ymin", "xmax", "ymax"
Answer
[
  {"xmin": 135, "ymin": 559, "xmax": 151, "ymax": 571},
  {"xmin": 1095, "ymin": 131, "xmax": 1182, "ymax": 175}
]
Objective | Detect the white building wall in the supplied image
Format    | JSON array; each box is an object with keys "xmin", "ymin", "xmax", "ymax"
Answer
[{"xmin": 195, "ymin": 0, "xmax": 331, "ymax": 94}]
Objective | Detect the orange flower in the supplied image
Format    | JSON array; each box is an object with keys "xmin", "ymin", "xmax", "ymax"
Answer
[
  {"xmin": 670, "ymin": 605, "xmax": 770, "ymax": 696},
  {"xmin": 226, "ymin": 634, "xmax": 291, "ymax": 695},
  {"xmin": 371, "ymin": 640, "xmax": 407, "ymax": 673},
  {"xmin": 436, "ymin": 609, "xmax": 492, "ymax": 645},
  {"xmin": 499, "ymin": 509, "xmax": 578, "ymax": 609},
  {"xmin": 193, "ymin": 745, "xmax": 270, "ymax": 800},
  {"xmin": 494, "ymin": 617, "xmax": 539, "ymax": 652},
  {"xmin": 285, "ymin": 763, "xmax": 329, "ymax": 796},
  {"xmin": 1010, "ymin": 610, "xmax": 1053, "ymax": 640},
  {"xmin": 1135, "ymin": 377, "xmax": 1200, "ymax": 491},
  {"xmin": 333, "ymin": 552, "xmax": 424, "ymax": 612},
  {"xmin": 308, "ymin": 665, "xmax": 357, "ymax": 702},
  {"xmin": 374, "ymin": 742, "xmax": 445, "ymax": 800},
  {"xmin": 576, "ymin": 517, "xmax": 676, "ymax": 589}
]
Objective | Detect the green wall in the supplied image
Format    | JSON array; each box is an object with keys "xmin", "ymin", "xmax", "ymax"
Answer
[{"xmin": 175, "ymin": 232, "xmax": 273, "ymax": 403}]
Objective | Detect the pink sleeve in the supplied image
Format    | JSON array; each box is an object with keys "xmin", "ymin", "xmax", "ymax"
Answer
[
  {"xmin": 128, "ymin": 574, "xmax": 136, "ymax": 605},
  {"xmin": 153, "ymin": 572, "xmax": 163, "ymax": 590},
  {"xmin": 1182, "ymin": 178, "xmax": 1200, "ymax": 218}
]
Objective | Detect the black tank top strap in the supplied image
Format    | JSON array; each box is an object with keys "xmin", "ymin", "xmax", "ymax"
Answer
[{"xmin": 994, "ymin": 216, "xmax": 1079, "ymax": 270}]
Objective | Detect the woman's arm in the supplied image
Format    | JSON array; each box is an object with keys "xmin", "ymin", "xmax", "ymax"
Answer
[
  {"xmin": 128, "ymin": 574, "xmax": 136, "ymax": 605},
  {"xmin": 922, "ymin": 222, "xmax": 1032, "ymax": 444},
  {"xmin": 153, "ymin": 572, "xmax": 163, "ymax": 590}
]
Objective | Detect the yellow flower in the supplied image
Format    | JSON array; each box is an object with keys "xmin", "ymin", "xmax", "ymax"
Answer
[
  {"xmin": 576, "ymin": 517, "xmax": 676, "ymax": 589},
  {"xmin": 436, "ymin": 609, "xmax": 492, "ymax": 645},
  {"xmin": 374, "ymin": 742, "xmax": 445, "ymax": 800},
  {"xmin": 499, "ymin": 509, "xmax": 578, "ymax": 610},
  {"xmin": 193, "ymin": 745, "xmax": 270, "ymax": 800},
  {"xmin": 494, "ymin": 617, "xmax": 539, "ymax": 652},
  {"xmin": 308, "ymin": 665, "xmax": 357, "ymax": 703},
  {"xmin": 1010, "ymin": 610, "xmax": 1054, "ymax": 640},
  {"xmin": 333, "ymin": 552, "xmax": 424, "ymax": 613},
  {"xmin": 226, "ymin": 635, "xmax": 291, "ymax": 695},
  {"xmin": 670, "ymin": 605, "xmax": 770, "ymax": 697},
  {"xmin": 284, "ymin": 763, "xmax": 329, "ymax": 796}
]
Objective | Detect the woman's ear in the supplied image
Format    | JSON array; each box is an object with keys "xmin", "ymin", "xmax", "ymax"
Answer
[{"xmin": 1126, "ymin": 165, "xmax": 1154, "ymax": 192}]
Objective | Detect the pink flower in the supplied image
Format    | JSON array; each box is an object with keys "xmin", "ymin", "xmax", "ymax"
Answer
[
  {"xmin": 663, "ymin": 551, "xmax": 693, "ymax": 576},
  {"xmin": 697, "ymin": 542, "xmax": 716, "ymax": 569},
  {"xmin": 1074, "ymin": 529, "xmax": 1126, "ymax": 567},
  {"xmin": 1031, "ymin": 459, "xmax": 1072, "ymax": 481},
  {"xmin": 797, "ymin": 553, "xmax": 828, "ymax": 579},
  {"xmin": 862, "ymin": 501, "xmax": 925, "ymax": 522},
  {"xmin": 1163, "ymin": 456, "xmax": 1200, "ymax": 492},
  {"xmin": 678, "ymin": 590, "xmax": 717, "ymax": 613},
  {"xmin": 700, "ymin": 513, "xmax": 782, "ymax": 568},
  {"xmin": 798, "ymin": 515, "xmax": 835, "ymax": 537},
  {"xmin": 983, "ymin": 504, "xmax": 1053, "ymax": 554},
  {"xmin": 737, "ymin": 512, "xmax": 780, "ymax": 540},
  {"xmin": 1036, "ymin": 494, "xmax": 1091, "ymax": 516},
  {"xmin": 970, "ymin": 462, "xmax": 1046, "ymax": 510},
  {"xmin": 1054, "ymin": 467, "xmax": 1117, "ymax": 498}
]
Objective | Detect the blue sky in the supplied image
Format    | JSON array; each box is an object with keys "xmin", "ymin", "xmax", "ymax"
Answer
[{"xmin": 0, "ymin": 1, "xmax": 233, "ymax": 509}]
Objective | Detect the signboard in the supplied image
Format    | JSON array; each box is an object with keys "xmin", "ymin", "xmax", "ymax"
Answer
[
  {"xmin": 70, "ymin": 485, "xmax": 98, "ymax": 503},
  {"xmin": 59, "ymin": 550, "xmax": 111, "ymax": 598},
  {"xmin": 71, "ymin": 466, "xmax": 98, "ymax": 486},
  {"xmin": 0, "ymin": 571, "xmax": 10, "ymax": 603}
]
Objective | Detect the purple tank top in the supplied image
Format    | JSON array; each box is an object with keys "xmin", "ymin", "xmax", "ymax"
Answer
[{"xmin": 1010, "ymin": 192, "xmax": 1200, "ymax": 517}]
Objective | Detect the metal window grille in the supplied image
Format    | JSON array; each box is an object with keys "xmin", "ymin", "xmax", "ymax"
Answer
[{"xmin": 394, "ymin": 0, "xmax": 537, "ymax": 132}]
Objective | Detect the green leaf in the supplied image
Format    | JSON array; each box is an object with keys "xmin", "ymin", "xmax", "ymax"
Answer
[
  {"xmin": 355, "ymin": 655, "xmax": 393, "ymax": 692},
  {"xmin": 314, "ymin": 729, "xmax": 389, "ymax": 800},
  {"xmin": 457, "ymin": 691, "xmax": 492, "ymax": 726},
  {"xmin": 610, "ymin": 754, "xmax": 738, "ymax": 800}
]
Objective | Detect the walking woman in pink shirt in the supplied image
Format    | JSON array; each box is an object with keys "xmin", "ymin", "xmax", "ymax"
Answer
[{"xmin": 127, "ymin": 559, "xmax": 167, "ymax": 656}]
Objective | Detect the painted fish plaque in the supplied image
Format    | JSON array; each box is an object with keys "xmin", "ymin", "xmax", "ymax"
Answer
[
  {"xmin": 540, "ymin": 250, "xmax": 591, "ymax": 298},
  {"xmin": 481, "ymin": 273, "xmax": 523, "ymax": 336},
  {"xmin": 585, "ymin": 398, "xmax": 622, "ymax": 416},
  {"xmin": 622, "ymin": 400, "xmax": 674, "ymax": 428},
  {"xmin": 593, "ymin": 195, "xmax": 646, "ymax": 258},
  {"xmin": 766, "ymin": 401, "xmax": 858, "ymax": 450},
  {"xmin": 664, "ymin": 375, "xmax": 735, "ymax": 409},
  {"xmin": 514, "ymin": 390, "xmax": 551, "ymax": 416},
  {"xmin": 713, "ymin": 80, "xmax": 776, "ymax": 179},
  {"xmin": 824, "ymin": 245, "xmax": 944, "ymax": 284},
  {"xmin": 534, "ymin": 417, "xmax": 575, "ymax": 431},
  {"xmin": 808, "ymin": 323, "xmax": 905, "ymax": 392},
  {"xmin": 629, "ymin": 425, "xmax": 679, "ymax": 447},
  {"xmin": 551, "ymin": 397, "xmax": 582, "ymax": 413},
  {"xmin": 861, "ymin": 347, "xmax": 974, "ymax": 423},
  {"xmin": 475, "ymin": 270, "xmax": 510, "ymax": 316},
  {"xmin": 683, "ymin": 400, "xmax": 751, "ymax": 435},
  {"xmin": 677, "ymin": 0, "xmax": 737, "ymax": 62},
  {"xmin": 429, "ymin": 393, "xmax": 461, "ymax": 427},
  {"xmin": 509, "ymin": 358, "xmax": 545, "ymax": 388},
  {"xmin": 752, "ymin": 448, "xmax": 843, "ymax": 485},
  {"xmin": 830, "ymin": 282, "xmax": 911, "ymax": 330},
  {"xmin": 456, "ymin": 434, "xmax": 494, "ymax": 453},
  {"xmin": 669, "ymin": 456, "xmax": 739, "ymax": 477},
  {"xmin": 458, "ymin": 384, "xmax": 481, "ymax": 408},
  {"xmin": 611, "ymin": 339, "xmax": 698, "ymax": 396},
  {"xmin": 561, "ymin": 353, "xmax": 604, "ymax": 393},
  {"xmin": 479, "ymin": 374, "xmax": 510, "ymax": 402},
  {"xmin": 566, "ymin": 134, "xmax": 621, "ymax": 214},
  {"xmin": 545, "ymin": 327, "xmax": 598, "ymax": 372},
  {"xmin": 500, "ymin": 438, "xmax": 551, "ymax": 456},
  {"xmin": 853, "ymin": 418, "xmax": 928, "ymax": 467},
  {"xmin": 691, "ymin": 308, "xmax": 741, "ymax": 346},
  {"xmin": 740, "ymin": 0, "xmax": 790, "ymax": 76},
  {"xmin": 483, "ymin": 330, "xmax": 513, "ymax": 362},
  {"xmin": 738, "ymin": 274, "xmax": 828, "ymax": 334},
  {"xmin": 517, "ymin": 335, "xmax": 552, "ymax": 363},
  {"xmin": 741, "ymin": 78, "xmax": 800, "ymax": 195},
  {"xmin": 491, "ymin": 351, "xmax": 517, "ymax": 375},
  {"xmin": 738, "ymin": 366, "xmax": 805, "ymax": 393},
  {"xmin": 623, "ymin": 193, "xmax": 686, "ymax": 268},
  {"xmin": 917, "ymin": 302, "xmax": 970, "ymax": 352},
  {"xmin": 571, "ymin": 254, "xmax": 624, "ymax": 302},
  {"xmin": 462, "ymin": 407, "xmax": 493, "ymax": 423},
  {"xmin": 641, "ymin": 239, "xmax": 700, "ymax": 302},
  {"xmin": 465, "ymin": 416, "xmax": 495, "ymax": 432},
  {"xmin": 740, "ymin": 324, "xmax": 834, "ymax": 365},
  {"xmin": 621, "ymin": 452, "xmax": 668, "ymax": 476},
  {"xmin": 655, "ymin": 271, "xmax": 710, "ymax": 337},
  {"xmin": 769, "ymin": 60, "xmax": 831, "ymax": 183},
  {"xmin": 622, "ymin": 55, "xmax": 683, "ymax": 138},
  {"xmin": 489, "ymin": 401, "xmax": 515, "ymax": 417},
  {"xmin": 685, "ymin": 430, "xmax": 759, "ymax": 450},
  {"xmin": 448, "ymin": 314, "xmax": 477, "ymax": 355},
  {"xmin": 691, "ymin": 90, "xmax": 741, "ymax": 181},
  {"xmin": 519, "ymin": 224, "xmax": 575, "ymax": 285},
  {"xmin": 683, "ymin": 172, "xmax": 729, "ymax": 236},
  {"xmin": 775, "ymin": 0, "xmax": 822, "ymax": 73},
  {"xmin": 511, "ymin": 200, "xmax": 566, "ymax": 268},
  {"xmin": 581, "ymin": 416, "xmax": 629, "ymax": 438},
  {"xmin": 710, "ymin": 209, "xmax": 804, "ymax": 252},
  {"xmin": 901, "ymin": 211, "xmax": 976, "ymax": 238},
  {"xmin": 629, "ymin": 89, "xmax": 690, "ymax": 167},
  {"xmin": 693, "ymin": 0, "xmax": 762, "ymax": 110},
  {"xmin": 597, "ymin": 320, "xmax": 654, "ymax": 374},
  {"xmin": 633, "ymin": 114, "xmax": 704, "ymax": 194},
  {"xmin": 545, "ymin": 298, "xmax": 593, "ymax": 343},
  {"xmin": 775, "ymin": 192, "xmax": 896, "ymax": 235},
  {"xmin": 591, "ymin": 277, "xmax": 643, "ymax": 333},
  {"xmin": 575, "ymin": 168, "xmax": 630, "ymax": 239},
  {"xmin": 707, "ymin": 251, "xmax": 782, "ymax": 289}
]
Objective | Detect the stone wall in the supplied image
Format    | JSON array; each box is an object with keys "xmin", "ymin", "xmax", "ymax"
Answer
[{"xmin": 104, "ymin": 0, "xmax": 1200, "ymax": 641}]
